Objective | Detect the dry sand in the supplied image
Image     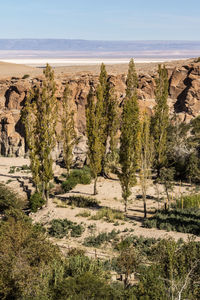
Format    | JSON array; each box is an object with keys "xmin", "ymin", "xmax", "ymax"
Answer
[{"xmin": 0, "ymin": 58, "xmax": 194, "ymax": 79}]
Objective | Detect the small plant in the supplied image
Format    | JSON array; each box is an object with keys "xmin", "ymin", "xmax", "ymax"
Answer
[
  {"xmin": 65, "ymin": 196, "xmax": 99, "ymax": 208},
  {"xmin": 48, "ymin": 218, "xmax": 85, "ymax": 238},
  {"xmin": 83, "ymin": 230, "xmax": 119, "ymax": 247},
  {"xmin": 175, "ymin": 193, "xmax": 200, "ymax": 209},
  {"xmin": 61, "ymin": 167, "xmax": 92, "ymax": 192},
  {"xmin": 0, "ymin": 183, "xmax": 24, "ymax": 213},
  {"xmin": 6, "ymin": 179, "xmax": 13, "ymax": 184},
  {"xmin": 91, "ymin": 207, "xmax": 124, "ymax": 223},
  {"xmin": 76, "ymin": 210, "xmax": 91, "ymax": 218},
  {"xmin": 22, "ymin": 74, "xmax": 30, "ymax": 79},
  {"xmin": 29, "ymin": 192, "xmax": 45, "ymax": 212},
  {"xmin": 9, "ymin": 166, "xmax": 16, "ymax": 174}
]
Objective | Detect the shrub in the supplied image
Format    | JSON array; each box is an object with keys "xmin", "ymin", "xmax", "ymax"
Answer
[
  {"xmin": 176, "ymin": 194, "xmax": 200, "ymax": 209},
  {"xmin": 8, "ymin": 166, "xmax": 16, "ymax": 173},
  {"xmin": 66, "ymin": 196, "xmax": 99, "ymax": 208},
  {"xmin": 91, "ymin": 207, "xmax": 124, "ymax": 222},
  {"xmin": 143, "ymin": 208, "xmax": 200, "ymax": 236},
  {"xmin": 83, "ymin": 230, "xmax": 119, "ymax": 247},
  {"xmin": 22, "ymin": 74, "xmax": 30, "ymax": 79},
  {"xmin": 0, "ymin": 183, "xmax": 24, "ymax": 213},
  {"xmin": 62, "ymin": 176, "xmax": 78, "ymax": 192},
  {"xmin": 48, "ymin": 218, "xmax": 84, "ymax": 238},
  {"xmin": 61, "ymin": 167, "xmax": 92, "ymax": 192},
  {"xmin": 76, "ymin": 210, "xmax": 91, "ymax": 218},
  {"xmin": 29, "ymin": 192, "xmax": 45, "ymax": 212}
]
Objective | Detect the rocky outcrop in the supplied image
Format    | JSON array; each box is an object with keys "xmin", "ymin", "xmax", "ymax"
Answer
[{"xmin": 0, "ymin": 60, "xmax": 200, "ymax": 161}]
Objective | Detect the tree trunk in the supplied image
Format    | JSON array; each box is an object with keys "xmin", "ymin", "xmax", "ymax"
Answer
[
  {"xmin": 165, "ymin": 184, "xmax": 170, "ymax": 210},
  {"xmin": 94, "ymin": 176, "xmax": 98, "ymax": 195},
  {"xmin": 143, "ymin": 199, "xmax": 147, "ymax": 219},
  {"xmin": 45, "ymin": 188, "xmax": 49, "ymax": 207},
  {"xmin": 124, "ymin": 197, "xmax": 127, "ymax": 214}
]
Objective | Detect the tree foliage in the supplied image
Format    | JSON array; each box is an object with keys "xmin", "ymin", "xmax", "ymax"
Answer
[
  {"xmin": 86, "ymin": 86, "xmax": 103, "ymax": 194},
  {"xmin": 60, "ymin": 82, "xmax": 77, "ymax": 174},
  {"xmin": 151, "ymin": 64, "xmax": 169, "ymax": 175},
  {"xmin": 118, "ymin": 58, "xmax": 141, "ymax": 213},
  {"xmin": 23, "ymin": 64, "xmax": 57, "ymax": 204}
]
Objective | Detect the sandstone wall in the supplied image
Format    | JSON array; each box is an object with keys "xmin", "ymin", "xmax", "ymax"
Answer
[{"xmin": 0, "ymin": 61, "xmax": 200, "ymax": 162}]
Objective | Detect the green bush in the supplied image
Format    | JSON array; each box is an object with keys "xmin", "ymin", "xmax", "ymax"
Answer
[
  {"xmin": 76, "ymin": 210, "xmax": 91, "ymax": 218},
  {"xmin": 22, "ymin": 74, "xmax": 30, "ymax": 79},
  {"xmin": 61, "ymin": 167, "xmax": 92, "ymax": 192},
  {"xmin": 66, "ymin": 196, "xmax": 99, "ymax": 208},
  {"xmin": 83, "ymin": 230, "xmax": 119, "ymax": 247},
  {"xmin": 29, "ymin": 192, "xmax": 45, "ymax": 212},
  {"xmin": 143, "ymin": 208, "xmax": 200, "ymax": 236},
  {"xmin": 176, "ymin": 194, "xmax": 200, "ymax": 209},
  {"xmin": 62, "ymin": 176, "xmax": 78, "ymax": 192},
  {"xmin": 48, "ymin": 218, "xmax": 84, "ymax": 238},
  {"xmin": 8, "ymin": 166, "xmax": 16, "ymax": 174},
  {"xmin": 0, "ymin": 183, "xmax": 24, "ymax": 213},
  {"xmin": 91, "ymin": 207, "xmax": 124, "ymax": 222}
]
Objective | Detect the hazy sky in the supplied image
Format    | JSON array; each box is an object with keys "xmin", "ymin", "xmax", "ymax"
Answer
[{"xmin": 0, "ymin": 0, "xmax": 199, "ymax": 40}]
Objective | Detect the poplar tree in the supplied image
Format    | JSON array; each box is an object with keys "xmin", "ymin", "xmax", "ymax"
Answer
[
  {"xmin": 22, "ymin": 90, "xmax": 40, "ymax": 191},
  {"xmin": 35, "ymin": 64, "xmax": 57, "ymax": 203},
  {"xmin": 118, "ymin": 58, "xmax": 140, "ymax": 213},
  {"xmin": 86, "ymin": 86, "xmax": 102, "ymax": 195},
  {"xmin": 96, "ymin": 63, "xmax": 119, "ymax": 176},
  {"xmin": 61, "ymin": 82, "xmax": 77, "ymax": 174},
  {"xmin": 23, "ymin": 64, "xmax": 57, "ymax": 205},
  {"xmin": 151, "ymin": 64, "xmax": 169, "ymax": 176},
  {"xmin": 140, "ymin": 112, "xmax": 153, "ymax": 218}
]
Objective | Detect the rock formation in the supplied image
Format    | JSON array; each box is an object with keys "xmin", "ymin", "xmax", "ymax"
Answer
[{"xmin": 0, "ymin": 60, "xmax": 200, "ymax": 163}]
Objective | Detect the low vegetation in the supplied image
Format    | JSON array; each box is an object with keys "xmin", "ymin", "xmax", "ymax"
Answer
[
  {"xmin": 61, "ymin": 167, "xmax": 92, "ymax": 192},
  {"xmin": 62, "ymin": 195, "xmax": 99, "ymax": 208},
  {"xmin": 0, "ymin": 183, "xmax": 24, "ymax": 213},
  {"xmin": 83, "ymin": 229, "xmax": 119, "ymax": 247},
  {"xmin": 175, "ymin": 193, "xmax": 200, "ymax": 209},
  {"xmin": 29, "ymin": 192, "xmax": 45, "ymax": 212},
  {"xmin": 91, "ymin": 207, "xmax": 125, "ymax": 222},
  {"xmin": 48, "ymin": 218, "xmax": 85, "ymax": 238},
  {"xmin": 143, "ymin": 208, "xmax": 200, "ymax": 235}
]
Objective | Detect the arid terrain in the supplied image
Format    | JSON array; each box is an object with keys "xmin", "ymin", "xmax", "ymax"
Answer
[{"xmin": 1, "ymin": 58, "xmax": 200, "ymax": 256}]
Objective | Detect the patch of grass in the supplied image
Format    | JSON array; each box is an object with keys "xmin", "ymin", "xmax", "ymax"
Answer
[
  {"xmin": 175, "ymin": 193, "xmax": 200, "ymax": 209},
  {"xmin": 9, "ymin": 166, "xmax": 16, "ymax": 174},
  {"xmin": 22, "ymin": 74, "xmax": 30, "ymax": 79},
  {"xmin": 76, "ymin": 210, "xmax": 91, "ymax": 218},
  {"xmin": 83, "ymin": 230, "xmax": 119, "ymax": 248},
  {"xmin": 6, "ymin": 179, "xmax": 14, "ymax": 184},
  {"xmin": 65, "ymin": 196, "xmax": 99, "ymax": 208},
  {"xmin": 48, "ymin": 218, "xmax": 85, "ymax": 238},
  {"xmin": 91, "ymin": 207, "xmax": 124, "ymax": 223}
]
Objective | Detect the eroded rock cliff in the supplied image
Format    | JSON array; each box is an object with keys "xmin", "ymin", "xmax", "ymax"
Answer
[{"xmin": 0, "ymin": 60, "xmax": 200, "ymax": 162}]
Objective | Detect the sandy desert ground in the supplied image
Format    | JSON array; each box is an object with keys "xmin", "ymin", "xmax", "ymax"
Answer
[{"xmin": 0, "ymin": 157, "xmax": 199, "ymax": 260}]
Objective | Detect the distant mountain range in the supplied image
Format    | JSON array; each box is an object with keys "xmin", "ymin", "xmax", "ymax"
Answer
[{"xmin": 0, "ymin": 39, "xmax": 199, "ymax": 52}]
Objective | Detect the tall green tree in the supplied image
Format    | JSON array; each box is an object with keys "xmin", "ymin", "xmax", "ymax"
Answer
[
  {"xmin": 60, "ymin": 83, "xmax": 77, "ymax": 174},
  {"xmin": 22, "ymin": 90, "xmax": 40, "ymax": 191},
  {"xmin": 151, "ymin": 64, "xmax": 169, "ymax": 176},
  {"xmin": 86, "ymin": 86, "xmax": 103, "ymax": 195},
  {"xmin": 23, "ymin": 64, "xmax": 57, "ymax": 205},
  {"xmin": 140, "ymin": 112, "xmax": 153, "ymax": 218},
  {"xmin": 96, "ymin": 63, "xmax": 119, "ymax": 176},
  {"xmin": 118, "ymin": 58, "xmax": 140, "ymax": 213}
]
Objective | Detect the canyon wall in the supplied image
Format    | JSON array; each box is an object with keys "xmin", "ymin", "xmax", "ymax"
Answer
[{"xmin": 0, "ymin": 61, "xmax": 200, "ymax": 163}]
